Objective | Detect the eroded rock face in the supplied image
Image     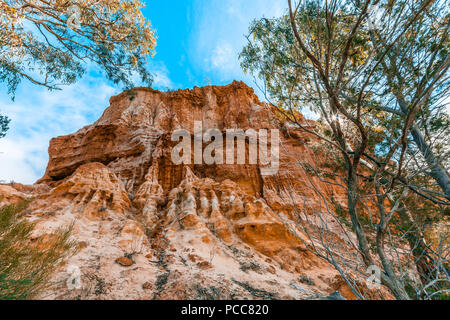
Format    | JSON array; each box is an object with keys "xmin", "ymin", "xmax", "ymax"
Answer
[{"xmin": 2, "ymin": 81, "xmax": 367, "ymax": 300}]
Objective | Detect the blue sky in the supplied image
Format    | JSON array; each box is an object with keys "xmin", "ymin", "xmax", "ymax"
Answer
[{"xmin": 0, "ymin": 0, "xmax": 287, "ymax": 184}]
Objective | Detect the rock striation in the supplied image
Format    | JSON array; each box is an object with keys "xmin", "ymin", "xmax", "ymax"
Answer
[{"xmin": 1, "ymin": 81, "xmax": 372, "ymax": 300}]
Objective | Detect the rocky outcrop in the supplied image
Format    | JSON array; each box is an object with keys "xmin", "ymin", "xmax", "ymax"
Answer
[{"xmin": 2, "ymin": 81, "xmax": 369, "ymax": 300}]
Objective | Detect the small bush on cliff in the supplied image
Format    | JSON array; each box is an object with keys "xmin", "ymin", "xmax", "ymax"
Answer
[{"xmin": 0, "ymin": 201, "xmax": 77, "ymax": 300}]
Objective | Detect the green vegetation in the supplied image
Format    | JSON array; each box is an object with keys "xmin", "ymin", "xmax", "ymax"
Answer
[
  {"xmin": 240, "ymin": 0, "xmax": 449, "ymax": 300},
  {"xmin": 0, "ymin": 114, "xmax": 9, "ymax": 138},
  {"xmin": 0, "ymin": 201, "xmax": 77, "ymax": 300},
  {"xmin": 1, "ymin": 1, "xmax": 156, "ymax": 99}
]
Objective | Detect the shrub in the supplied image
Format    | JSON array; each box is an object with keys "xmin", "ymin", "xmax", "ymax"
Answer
[{"xmin": 0, "ymin": 201, "xmax": 77, "ymax": 300}]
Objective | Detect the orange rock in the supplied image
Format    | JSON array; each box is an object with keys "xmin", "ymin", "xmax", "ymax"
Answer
[
  {"xmin": 197, "ymin": 261, "xmax": 213, "ymax": 270},
  {"xmin": 8, "ymin": 82, "xmax": 390, "ymax": 300},
  {"xmin": 78, "ymin": 241, "xmax": 89, "ymax": 250},
  {"xmin": 116, "ymin": 257, "xmax": 133, "ymax": 267},
  {"xmin": 142, "ymin": 282, "xmax": 153, "ymax": 290},
  {"xmin": 188, "ymin": 254, "xmax": 198, "ymax": 262},
  {"xmin": 201, "ymin": 236, "xmax": 211, "ymax": 244},
  {"xmin": 0, "ymin": 185, "xmax": 28, "ymax": 206}
]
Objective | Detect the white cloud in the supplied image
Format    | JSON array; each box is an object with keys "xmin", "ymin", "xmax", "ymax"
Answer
[
  {"xmin": 0, "ymin": 138, "xmax": 39, "ymax": 184},
  {"xmin": 152, "ymin": 63, "xmax": 174, "ymax": 89},
  {"xmin": 0, "ymin": 73, "xmax": 118, "ymax": 184},
  {"xmin": 0, "ymin": 1, "xmax": 287, "ymax": 184},
  {"xmin": 210, "ymin": 41, "xmax": 234, "ymax": 71},
  {"xmin": 129, "ymin": 61, "xmax": 174, "ymax": 90},
  {"xmin": 0, "ymin": 57, "xmax": 175, "ymax": 184},
  {"xmin": 190, "ymin": 0, "xmax": 286, "ymax": 81}
]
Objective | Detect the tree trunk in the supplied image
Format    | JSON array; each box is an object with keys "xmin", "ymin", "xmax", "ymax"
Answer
[
  {"xmin": 409, "ymin": 125, "xmax": 450, "ymax": 200},
  {"xmin": 397, "ymin": 206, "xmax": 435, "ymax": 288},
  {"xmin": 387, "ymin": 74, "xmax": 450, "ymax": 201}
]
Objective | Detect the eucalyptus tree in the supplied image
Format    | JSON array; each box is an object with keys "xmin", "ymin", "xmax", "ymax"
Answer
[
  {"xmin": 240, "ymin": 0, "xmax": 449, "ymax": 299},
  {"xmin": 0, "ymin": 114, "xmax": 9, "ymax": 138},
  {"xmin": 0, "ymin": 0, "xmax": 156, "ymax": 98}
]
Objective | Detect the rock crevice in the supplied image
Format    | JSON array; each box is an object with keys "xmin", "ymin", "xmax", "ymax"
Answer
[{"xmin": 1, "ymin": 81, "xmax": 369, "ymax": 300}]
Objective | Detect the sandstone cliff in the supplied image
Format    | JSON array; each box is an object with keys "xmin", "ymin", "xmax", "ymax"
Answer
[{"xmin": 1, "ymin": 81, "xmax": 371, "ymax": 300}]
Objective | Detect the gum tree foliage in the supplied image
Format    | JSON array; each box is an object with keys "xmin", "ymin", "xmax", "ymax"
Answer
[
  {"xmin": 0, "ymin": 0, "xmax": 157, "ymax": 98},
  {"xmin": 241, "ymin": 0, "xmax": 449, "ymax": 201},
  {"xmin": 0, "ymin": 201, "xmax": 77, "ymax": 299},
  {"xmin": 240, "ymin": 0, "xmax": 449, "ymax": 300},
  {"xmin": 0, "ymin": 114, "xmax": 9, "ymax": 138}
]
